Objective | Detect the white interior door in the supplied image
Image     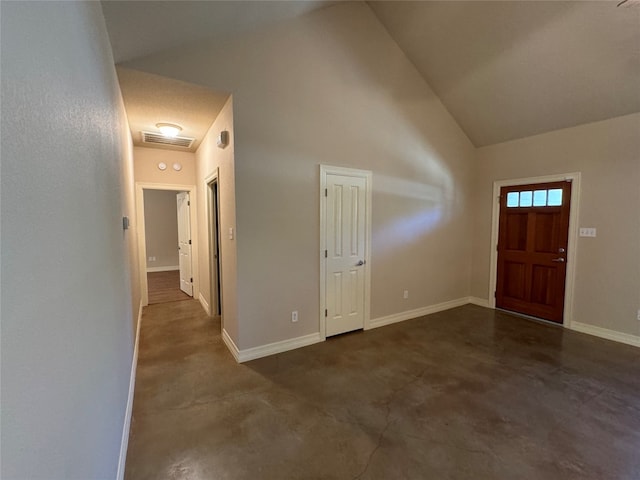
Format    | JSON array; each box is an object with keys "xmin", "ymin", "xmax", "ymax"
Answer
[
  {"xmin": 325, "ymin": 174, "xmax": 367, "ymax": 336},
  {"xmin": 177, "ymin": 192, "xmax": 193, "ymax": 296}
]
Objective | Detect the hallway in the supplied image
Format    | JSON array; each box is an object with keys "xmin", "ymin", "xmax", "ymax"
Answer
[{"xmin": 124, "ymin": 301, "xmax": 640, "ymax": 479}]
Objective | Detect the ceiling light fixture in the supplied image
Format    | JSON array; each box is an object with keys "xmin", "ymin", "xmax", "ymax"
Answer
[{"xmin": 156, "ymin": 122, "xmax": 182, "ymax": 138}]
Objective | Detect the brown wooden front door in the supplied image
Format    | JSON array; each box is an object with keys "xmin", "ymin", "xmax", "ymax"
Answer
[{"xmin": 496, "ymin": 181, "xmax": 571, "ymax": 323}]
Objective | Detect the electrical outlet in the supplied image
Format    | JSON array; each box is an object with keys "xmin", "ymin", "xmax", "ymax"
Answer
[
  {"xmin": 637, "ymin": 309, "xmax": 640, "ymax": 321},
  {"xmin": 148, "ymin": 256, "xmax": 156, "ymax": 262},
  {"xmin": 291, "ymin": 310, "xmax": 298, "ymax": 323},
  {"xmin": 403, "ymin": 290, "xmax": 409, "ymax": 299}
]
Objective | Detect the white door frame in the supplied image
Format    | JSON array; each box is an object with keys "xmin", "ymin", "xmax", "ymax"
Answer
[
  {"xmin": 135, "ymin": 182, "xmax": 198, "ymax": 306},
  {"xmin": 205, "ymin": 169, "xmax": 223, "ymax": 320},
  {"xmin": 319, "ymin": 165, "xmax": 372, "ymax": 339},
  {"xmin": 488, "ymin": 172, "xmax": 581, "ymax": 328}
]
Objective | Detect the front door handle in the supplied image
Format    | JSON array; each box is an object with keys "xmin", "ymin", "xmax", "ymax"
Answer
[
  {"xmin": 552, "ymin": 258, "xmax": 565, "ymax": 263},
  {"xmin": 355, "ymin": 260, "xmax": 365, "ymax": 266}
]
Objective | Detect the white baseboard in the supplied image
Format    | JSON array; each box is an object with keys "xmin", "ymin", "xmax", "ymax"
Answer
[
  {"xmin": 222, "ymin": 328, "xmax": 240, "ymax": 362},
  {"xmin": 463, "ymin": 298, "xmax": 639, "ymax": 349},
  {"xmin": 117, "ymin": 302, "xmax": 143, "ymax": 480},
  {"xmin": 223, "ymin": 298, "xmax": 639, "ymax": 370},
  {"xmin": 368, "ymin": 297, "xmax": 470, "ymax": 330},
  {"xmin": 570, "ymin": 321, "xmax": 640, "ymax": 348},
  {"xmin": 222, "ymin": 329, "xmax": 324, "ymax": 363},
  {"xmin": 238, "ymin": 333, "xmax": 324, "ymax": 363},
  {"xmin": 146, "ymin": 265, "xmax": 179, "ymax": 273},
  {"xmin": 468, "ymin": 296, "xmax": 491, "ymax": 308},
  {"xmin": 198, "ymin": 293, "xmax": 211, "ymax": 316}
]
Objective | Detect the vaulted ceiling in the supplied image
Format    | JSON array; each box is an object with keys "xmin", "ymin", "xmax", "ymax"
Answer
[
  {"xmin": 102, "ymin": 0, "xmax": 335, "ymax": 63},
  {"xmin": 101, "ymin": 0, "xmax": 640, "ymax": 147},
  {"xmin": 369, "ymin": 1, "xmax": 640, "ymax": 146}
]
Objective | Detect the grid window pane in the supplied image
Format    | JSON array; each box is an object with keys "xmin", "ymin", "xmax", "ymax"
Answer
[
  {"xmin": 519, "ymin": 191, "xmax": 533, "ymax": 207},
  {"xmin": 533, "ymin": 190, "xmax": 547, "ymax": 206},
  {"xmin": 506, "ymin": 192, "xmax": 519, "ymax": 207},
  {"xmin": 548, "ymin": 189, "xmax": 562, "ymax": 206}
]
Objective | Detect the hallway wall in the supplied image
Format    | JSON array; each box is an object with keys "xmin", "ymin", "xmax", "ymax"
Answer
[
  {"xmin": 126, "ymin": 2, "xmax": 475, "ymax": 351},
  {"xmin": 133, "ymin": 146, "xmax": 196, "ymax": 185},
  {"xmin": 1, "ymin": 2, "xmax": 139, "ymax": 478},
  {"xmin": 195, "ymin": 96, "xmax": 238, "ymax": 340}
]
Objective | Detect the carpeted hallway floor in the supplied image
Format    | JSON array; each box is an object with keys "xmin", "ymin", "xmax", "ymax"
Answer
[{"xmin": 124, "ymin": 300, "xmax": 640, "ymax": 479}]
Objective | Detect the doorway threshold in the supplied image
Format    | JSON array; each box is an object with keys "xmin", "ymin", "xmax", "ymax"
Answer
[{"xmin": 496, "ymin": 308, "xmax": 563, "ymax": 328}]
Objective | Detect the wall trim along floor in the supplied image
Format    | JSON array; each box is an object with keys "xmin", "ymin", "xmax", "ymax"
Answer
[
  {"xmin": 224, "ymin": 328, "xmax": 324, "ymax": 363},
  {"xmin": 222, "ymin": 329, "xmax": 240, "ymax": 362},
  {"xmin": 468, "ymin": 296, "xmax": 491, "ymax": 308},
  {"xmin": 217, "ymin": 294, "xmax": 637, "ymax": 364},
  {"xmin": 571, "ymin": 321, "xmax": 640, "ymax": 348},
  {"xmin": 146, "ymin": 265, "xmax": 179, "ymax": 273},
  {"xmin": 198, "ymin": 293, "xmax": 211, "ymax": 316},
  {"xmin": 117, "ymin": 302, "xmax": 143, "ymax": 480},
  {"xmin": 368, "ymin": 297, "xmax": 471, "ymax": 330}
]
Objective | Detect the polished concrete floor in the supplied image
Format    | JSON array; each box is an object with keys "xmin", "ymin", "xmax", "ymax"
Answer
[{"xmin": 124, "ymin": 300, "xmax": 640, "ymax": 479}]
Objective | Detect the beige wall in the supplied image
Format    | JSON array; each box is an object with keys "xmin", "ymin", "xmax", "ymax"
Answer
[
  {"xmin": 134, "ymin": 146, "xmax": 200, "ymax": 306},
  {"xmin": 471, "ymin": 113, "xmax": 640, "ymax": 337},
  {"xmin": 143, "ymin": 190, "xmax": 179, "ymax": 269},
  {"xmin": 125, "ymin": 2, "xmax": 638, "ymax": 350},
  {"xmin": 133, "ymin": 146, "xmax": 196, "ymax": 185},
  {"xmin": 1, "ymin": 1, "xmax": 139, "ymax": 478},
  {"xmin": 120, "ymin": 94, "xmax": 142, "ymax": 338},
  {"xmin": 195, "ymin": 97, "xmax": 239, "ymax": 340},
  {"xmin": 127, "ymin": 2, "xmax": 475, "ymax": 350}
]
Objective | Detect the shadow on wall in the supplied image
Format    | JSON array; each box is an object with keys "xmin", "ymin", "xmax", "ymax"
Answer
[
  {"xmin": 230, "ymin": 6, "xmax": 467, "ymax": 258},
  {"xmin": 373, "ymin": 177, "xmax": 445, "ymax": 254}
]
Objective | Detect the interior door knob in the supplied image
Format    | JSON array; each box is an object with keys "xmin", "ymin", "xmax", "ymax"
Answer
[
  {"xmin": 552, "ymin": 258, "xmax": 565, "ymax": 263},
  {"xmin": 356, "ymin": 260, "xmax": 365, "ymax": 266}
]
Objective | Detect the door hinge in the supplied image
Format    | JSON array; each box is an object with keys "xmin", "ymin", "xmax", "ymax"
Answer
[
  {"xmin": 496, "ymin": 244, "xmax": 499, "ymax": 251},
  {"xmin": 325, "ymin": 188, "xmax": 328, "ymax": 197},
  {"xmin": 324, "ymin": 250, "xmax": 327, "ymax": 258},
  {"xmin": 190, "ymin": 277, "xmax": 193, "ymax": 283},
  {"xmin": 494, "ymin": 291, "xmax": 497, "ymax": 298},
  {"xmin": 189, "ymin": 239, "xmax": 192, "ymax": 245},
  {"xmin": 188, "ymin": 201, "xmax": 190, "ymax": 206},
  {"xmin": 325, "ymin": 309, "xmax": 328, "ymax": 317}
]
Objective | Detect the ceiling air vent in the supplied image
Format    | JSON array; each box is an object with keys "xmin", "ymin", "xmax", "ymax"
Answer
[{"xmin": 141, "ymin": 131, "xmax": 195, "ymax": 148}]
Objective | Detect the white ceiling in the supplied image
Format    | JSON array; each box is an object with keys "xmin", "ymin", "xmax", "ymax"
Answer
[
  {"xmin": 116, "ymin": 66, "xmax": 229, "ymax": 152},
  {"xmin": 101, "ymin": 0, "xmax": 335, "ymax": 63},
  {"xmin": 370, "ymin": 1, "xmax": 640, "ymax": 146},
  {"xmin": 102, "ymin": 1, "xmax": 640, "ymax": 148}
]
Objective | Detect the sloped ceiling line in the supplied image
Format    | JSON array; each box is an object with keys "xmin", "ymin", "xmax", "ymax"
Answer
[{"xmin": 103, "ymin": 1, "xmax": 640, "ymax": 148}]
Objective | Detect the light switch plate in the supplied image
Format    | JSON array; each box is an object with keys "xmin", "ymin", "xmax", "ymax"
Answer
[{"xmin": 579, "ymin": 227, "xmax": 597, "ymax": 237}]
